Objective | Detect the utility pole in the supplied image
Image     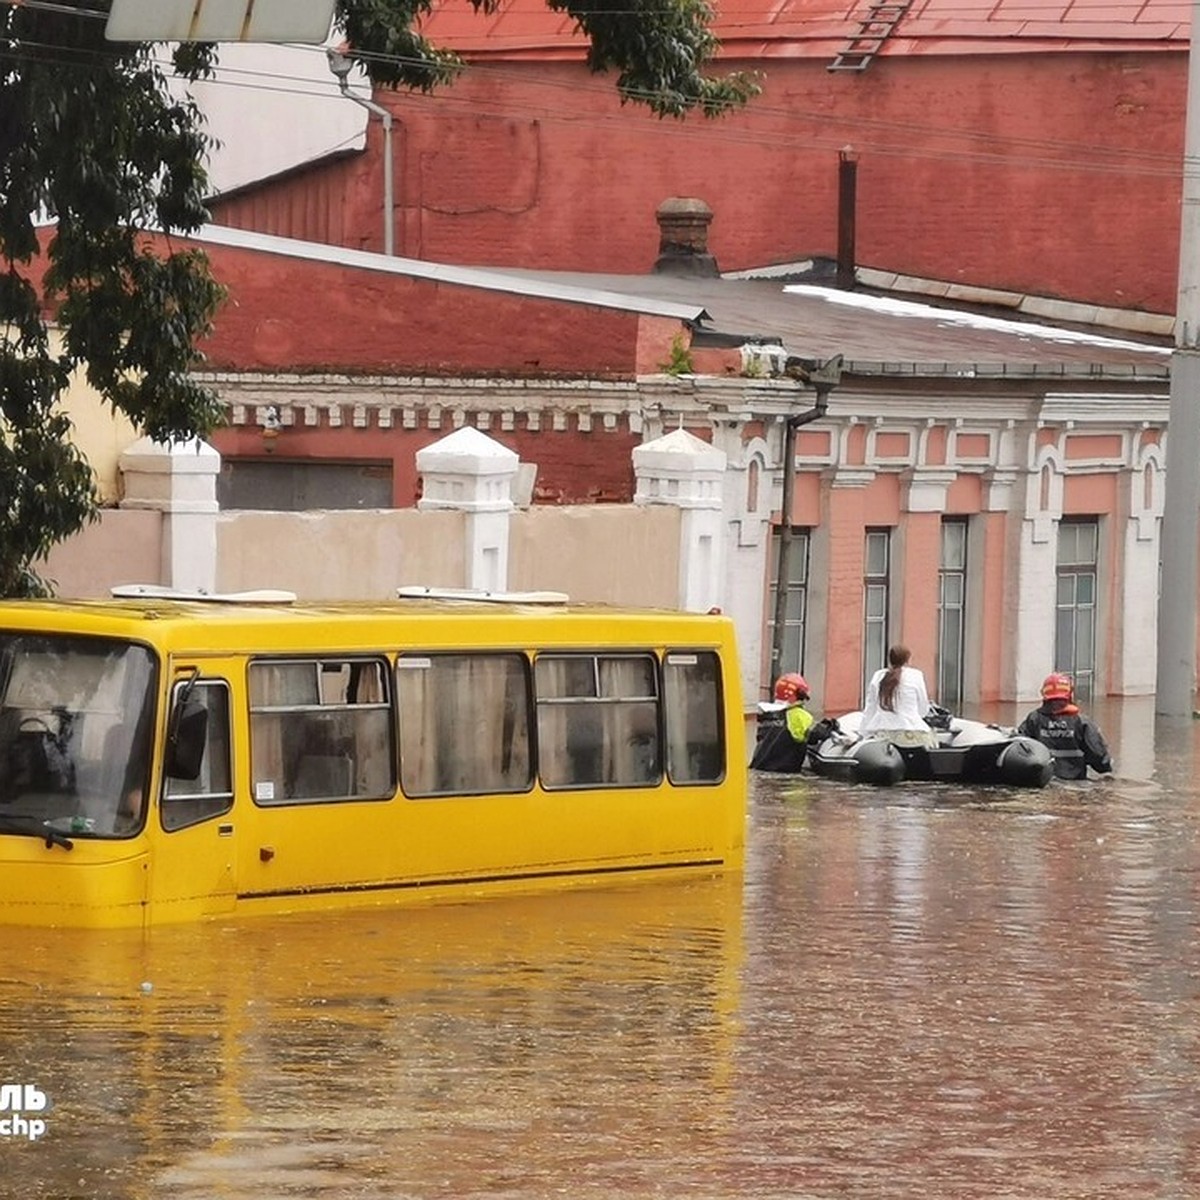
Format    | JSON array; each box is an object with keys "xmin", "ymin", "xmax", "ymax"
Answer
[
  {"xmin": 770, "ymin": 356, "xmax": 843, "ymax": 680},
  {"xmin": 1156, "ymin": 0, "xmax": 1200, "ymax": 716}
]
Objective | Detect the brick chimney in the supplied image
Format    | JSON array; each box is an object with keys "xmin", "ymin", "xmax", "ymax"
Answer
[{"xmin": 653, "ymin": 197, "xmax": 719, "ymax": 277}]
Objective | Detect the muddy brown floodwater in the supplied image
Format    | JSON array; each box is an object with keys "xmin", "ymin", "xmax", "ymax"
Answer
[{"xmin": 3, "ymin": 696, "xmax": 1199, "ymax": 1199}]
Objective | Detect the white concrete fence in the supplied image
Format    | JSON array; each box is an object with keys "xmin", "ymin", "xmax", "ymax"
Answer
[{"xmin": 45, "ymin": 428, "xmax": 767, "ymax": 707}]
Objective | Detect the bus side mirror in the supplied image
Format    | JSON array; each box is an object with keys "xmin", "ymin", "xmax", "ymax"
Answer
[{"xmin": 165, "ymin": 698, "xmax": 208, "ymax": 780}]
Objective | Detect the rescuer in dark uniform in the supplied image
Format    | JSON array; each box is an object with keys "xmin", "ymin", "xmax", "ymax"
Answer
[
  {"xmin": 750, "ymin": 673, "xmax": 814, "ymax": 773},
  {"xmin": 1017, "ymin": 673, "xmax": 1113, "ymax": 781}
]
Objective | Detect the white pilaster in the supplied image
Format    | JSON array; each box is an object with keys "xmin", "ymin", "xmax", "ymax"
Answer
[
  {"xmin": 714, "ymin": 423, "xmax": 771, "ymax": 708},
  {"xmin": 1118, "ymin": 446, "xmax": 1165, "ymax": 694},
  {"xmin": 416, "ymin": 427, "xmax": 518, "ymax": 592},
  {"xmin": 118, "ymin": 438, "xmax": 219, "ymax": 593},
  {"xmin": 1005, "ymin": 446, "xmax": 1062, "ymax": 700}
]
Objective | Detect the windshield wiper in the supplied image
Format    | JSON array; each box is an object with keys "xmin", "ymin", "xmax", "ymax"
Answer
[{"xmin": 0, "ymin": 815, "xmax": 73, "ymax": 851}]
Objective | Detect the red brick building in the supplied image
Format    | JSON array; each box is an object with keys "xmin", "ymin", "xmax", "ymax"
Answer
[{"xmin": 210, "ymin": 0, "xmax": 1188, "ymax": 314}]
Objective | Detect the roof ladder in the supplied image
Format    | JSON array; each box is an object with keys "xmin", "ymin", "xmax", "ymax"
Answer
[{"xmin": 828, "ymin": 2, "xmax": 911, "ymax": 72}]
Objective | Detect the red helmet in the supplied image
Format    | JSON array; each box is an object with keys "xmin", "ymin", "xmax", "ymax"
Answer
[
  {"xmin": 1041, "ymin": 673, "xmax": 1074, "ymax": 701},
  {"xmin": 774, "ymin": 673, "xmax": 810, "ymax": 703}
]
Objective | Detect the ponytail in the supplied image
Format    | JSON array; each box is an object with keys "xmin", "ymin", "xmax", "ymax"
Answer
[{"xmin": 878, "ymin": 644, "xmax": 911, "ymax": 713}]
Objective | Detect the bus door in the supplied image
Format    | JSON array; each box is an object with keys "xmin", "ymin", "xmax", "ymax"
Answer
[{"xmin": 148, "ymin": 664, "xmax": 239, "ymax": 920}]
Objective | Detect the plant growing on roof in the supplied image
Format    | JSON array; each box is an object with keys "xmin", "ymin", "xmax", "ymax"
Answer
[{"xmin": 661, "ymin": 334, "xmax": 695, "ymax": 376}]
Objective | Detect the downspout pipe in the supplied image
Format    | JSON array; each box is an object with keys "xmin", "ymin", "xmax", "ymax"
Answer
[
  {"xmin": 328, "ymin": 49, "xmax": 395, "ymax": 257},
  {"xmin": 769, "ymin": 356, "xmax": 844, "ymax": 684}
]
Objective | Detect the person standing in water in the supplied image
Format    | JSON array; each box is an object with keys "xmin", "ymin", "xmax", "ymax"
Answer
[
  {"xmin": 1017, "ymin": 673, "xmax": 1113, "ymax": 780},
  {"xmin": 859, "ymin": 644, "xmax": 937, "ymax": 749},
  {"xmin": 750, "ymin": 673, "xmax": 815, "ymax": 772}
]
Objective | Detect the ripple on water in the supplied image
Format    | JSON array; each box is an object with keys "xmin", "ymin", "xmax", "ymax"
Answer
[{"xmin": 5, "ymin": 706, "xmax": 1200, "ymax": 1197}]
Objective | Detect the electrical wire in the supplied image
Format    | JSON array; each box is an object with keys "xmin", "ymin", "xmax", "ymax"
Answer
[
  {"xmin": 0, "ymin": 42, "xmax": 1180, "ymax": 179},
  {"xmin": 0, "ymin": 0, "xmax": 1187, "ymax": 25},
  {"xmin": 0, "ymin": 0, "xmax": 1187, "ymax": 180}
]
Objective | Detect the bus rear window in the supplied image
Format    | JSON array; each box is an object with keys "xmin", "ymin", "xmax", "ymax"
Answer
[{"xmin": 663, "ymin": 651, "xmax": 725, "ymax": 783}]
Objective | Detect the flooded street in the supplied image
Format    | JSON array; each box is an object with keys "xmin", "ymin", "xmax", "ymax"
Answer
[{"xmin": 5, "ymin": 696, "xmax": 1200, "ymax": 1199}]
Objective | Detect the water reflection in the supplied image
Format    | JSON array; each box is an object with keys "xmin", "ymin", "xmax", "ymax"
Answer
[
  {"xmin": 1, "ymin": 881, "xmax": 745, "ymax": 1200},
  {"xmin": 5, "ymin": 699, "xmax": 1200, "ymax": 1198}
]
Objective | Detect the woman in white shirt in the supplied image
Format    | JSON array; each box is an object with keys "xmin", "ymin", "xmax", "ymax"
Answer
[{"xmin": 860, "ymin": 644, "xmax": 937, "ymax": 748}]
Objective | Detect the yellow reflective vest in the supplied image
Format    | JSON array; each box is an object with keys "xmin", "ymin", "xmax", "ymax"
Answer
[{"xmin": 786, "ymin": 704, "xmax": 814, "ymax": 742}]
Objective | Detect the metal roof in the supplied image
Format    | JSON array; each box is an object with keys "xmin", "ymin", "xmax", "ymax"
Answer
[
  {"xmin": 485, "ymin": 266, "xmax": 1171, "ymax": 377},
  {"xmin": 186, "ymin": 224, "xmax": 708, "ymax": 323},
  {"xmin": 185, "ymin": 225, "xmax": 1169, "ymax": 380},
  {"xmin": 416, "ymin": 0, "xmax": 1189, "ymax": 59}
]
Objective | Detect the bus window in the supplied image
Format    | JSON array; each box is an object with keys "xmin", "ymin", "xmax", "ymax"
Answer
[
  {"xmin": 0, "ymin": 634, "xmax": 156, "ymax": 838},
  {"xmin": 396, "ymin": 653, "xmax": 532, "ymax": 797},
  {"xmin": 535, "ymin": 653, "xmax": 660, "ymax": 789},
  {"xmin": 162, "ymin": 681, "xmax": 234, "ymax": 830},
  {"xmin": 662, "ymin": 651, "xmax": 725, "ymax": 784},
  {"xmin": 248, "ymin": 658, "xmax": 394, "ymax": 804}
]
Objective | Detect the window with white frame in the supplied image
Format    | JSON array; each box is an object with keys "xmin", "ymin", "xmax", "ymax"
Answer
[
  {"xmin": 863, "ymin": 529, "xmax": 891, "ymax": 701},
  {"xmin": 938, "ymin": 518, "xmax": 968, "ymax": 710}
]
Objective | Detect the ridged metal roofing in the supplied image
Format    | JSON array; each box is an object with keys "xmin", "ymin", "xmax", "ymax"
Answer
[
  {"xmin": 186, "ymin": 224, "xmax": 708, "ymax": 322},
  {"xmin": 484, "ymin": 267, "xmax": 1171, "ymax": 372},
  {"xmin": 416, "ymin": 0, "xmax": 1190, "ymax": 59}
]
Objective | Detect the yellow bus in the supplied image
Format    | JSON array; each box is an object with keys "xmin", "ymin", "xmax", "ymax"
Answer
[{"xmin": 0, "ymin": 589, "xmax": 745, "ymax": 927}]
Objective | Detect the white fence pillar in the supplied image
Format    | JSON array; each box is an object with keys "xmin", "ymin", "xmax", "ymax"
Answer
[
  {"xmin": 633, "ymin": 428, "xmax": 727, "ymax": 612},
  {"xmin": 118, "ymin": 437, "xmax": 219, "ymax": 593},
  {"xmin": 416, "ymin": 427, "xmax": 518, "ymax": 592}
]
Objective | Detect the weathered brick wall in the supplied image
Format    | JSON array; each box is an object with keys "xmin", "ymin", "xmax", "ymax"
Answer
[
  {"xmin": 212, "ymin": 53, "xmax": 1184, "ymax": 313},
  {"xmin": 207, "ymin": 375, "xmax": 649, "ymax": 508}
]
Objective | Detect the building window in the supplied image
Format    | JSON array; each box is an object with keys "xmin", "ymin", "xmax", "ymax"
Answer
[
  {"xmin": 765, "ymin": 527, "xmax": 810, "ymax": 691},
  {"xmin": 1056, "ymin": 519, "xmax": 1099, "ymax": 701},
  {"xmin": 746, "ymin": 458, "xmax": 761, "ymax": 514},
  {"xmin": 938, "ymin": 518, "xmax": 968, "ymax": 710},
  {"xmin": 219, "ymin": 460, "xmax": 394, "ymax": 511},
  {"xmin": 863, "ymin": 528, "xmax": 891, "ymax": 700}
]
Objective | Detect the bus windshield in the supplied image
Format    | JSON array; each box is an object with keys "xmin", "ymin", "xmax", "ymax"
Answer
[{"xmin": 0, "ymin": 635, "xmax": 157, "ymax": 840}]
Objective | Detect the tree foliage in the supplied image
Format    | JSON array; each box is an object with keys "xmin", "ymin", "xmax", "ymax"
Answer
[
  {"xmin": 0, "ymin": 4, "xmax": 225, "ymax": 596},
  {"xmin": 341, "ymin": 0, "xmax": 760, "ymax": 118},
  {"xmin": 0, "ymin": 0, "xmax": 754, "ymax": 597}
]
